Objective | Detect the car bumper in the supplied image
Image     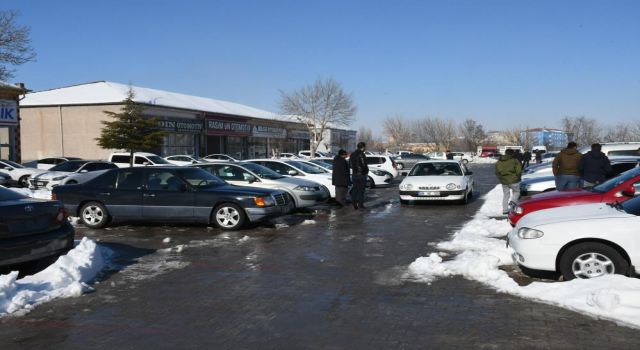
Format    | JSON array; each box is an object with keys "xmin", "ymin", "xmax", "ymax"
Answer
[
  {"xmin": 0, "ymin": 221, "xmax": 75, "ymax": 267},
  {"xmin": 295, "ymin": 191, "xmax": 329, "ymax": 207},
  {"xmin": 399, "ymin": 190, "xmax": 465, "ymax": 201},
  {"xmin": 506, "ymin": 229, "xmax": 556, "ymax": 271},
  {"xmin": 245, "ymin": 202, "xmax": 295, "ymax": 222}
]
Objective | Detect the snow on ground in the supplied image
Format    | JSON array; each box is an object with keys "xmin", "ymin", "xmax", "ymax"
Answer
[
  {"xmin": 408, "ymin": 185, "xmax": 640, "ymax": 329},
  {"xmin": 471, "ymin": 157, "xmax": 498, "ymax": 164},
  {"xmin": 0, "ymin": 238, "xmax": 106, "ymax": 317}
]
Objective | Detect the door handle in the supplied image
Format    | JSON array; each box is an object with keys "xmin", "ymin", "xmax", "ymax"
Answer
[
  {"xmin": 98, "ymin": 192, "xmax": 111, "ymax": 196},
  {"xmin": 143, "ymin": 193, "xmax": 156, "ymax": 197}
]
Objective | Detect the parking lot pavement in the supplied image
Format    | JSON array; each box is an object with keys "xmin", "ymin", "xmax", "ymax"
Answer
[{"xmin": 2, "ymin": 164, "xmax": 640, "ymax": 349}]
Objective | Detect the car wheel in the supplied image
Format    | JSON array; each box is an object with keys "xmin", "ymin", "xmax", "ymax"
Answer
[
  {"xmin": 80, "ymin": 202, "xmax": 110, "ymax": 229},
  {"xmin": 396, "ymin": 163, "xmax": 404, "ymax": 170},
  {"xmin": 462, "ymin": 159, "xmax": 469, "ymax": 164},
  {"xmin": 367, "ymin": 176, "xmax": 375, "ymax": 189},
  {"xmin": 19, "ymin": 175, "xmax": 30, "ymax": 188},
  {"xmin": 461, "ymin": 188, "xmax": 469, "ymax": 204},
  {"xmin": 285, "ymin": 193, "xmax": 297, "ymax": 209},
  {"xmin": 213, "ymin": 203, "xmax": 246, "ymax": 231},
  {"xmin": 559, "ymin": 242, "xmax": 629, "ymax": 280}
]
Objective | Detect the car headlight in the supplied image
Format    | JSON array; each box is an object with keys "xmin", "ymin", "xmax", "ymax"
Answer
[
  {"xmin": 400, "ymin": 183, "xmax": 413, "ymax": 190},
  {"xmin": 517, "ymin": 227, "xmax": 543, "ymax": 239},
  {"xmin": 254, "ymin": 196, "xmax": 276, "ymax": 207},
  {"xmin": 52, "ymin": 176, "xmax": 68, "ymax": 181},
  {"xmin": 371, "ymin": 170, "xmax": 385, "ymax": 176},
  {"xmin": 294, "ymin": 185, "xmax": 317, "ymax": 192},
  {"xmin": 446, "ymin": 183, "xmax": 457, "ymax": 190}
]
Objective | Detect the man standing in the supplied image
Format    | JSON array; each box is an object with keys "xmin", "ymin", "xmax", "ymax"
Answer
[
  {"xmin": 522, "ymin": 150, "xmax": 531, "ymax": 168},
  {"xmin": 332, "ymin": 149, "xmax": 350, "ymax": 207},
  {"xmin": 446, "ymin": 150, "xmax": 454, "ymax": 160},
  {"xmin": 495, "ymin": 149, "xmax": 523, "ymax": 215},
  {"xmin": 579, "ymin": 143, "xmax": 611, "ymax": 187},
  {"xmin": 552, "ymin": 142, "xmax": 582, "ymax": 190},
  {"xmin": 535, "ymin": 151, "xmax": 542, "ymax": 163},
  {"xmin": 349, "ymin": 142, "xmax": 369, "ymax": 210}
]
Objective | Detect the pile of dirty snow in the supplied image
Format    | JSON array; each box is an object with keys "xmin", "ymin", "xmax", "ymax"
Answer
[
  {"xmin": 408, "ymin": 185, "xmax": 640, "ymax": 328},
  {"xmin": 0, "ymin": 238, "xmax": 106, "ymax": 316}
]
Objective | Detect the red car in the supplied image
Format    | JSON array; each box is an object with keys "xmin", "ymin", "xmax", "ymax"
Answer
[{"xmin": 508, "ymin": 167, "xmax": 640, "ymax": 226}]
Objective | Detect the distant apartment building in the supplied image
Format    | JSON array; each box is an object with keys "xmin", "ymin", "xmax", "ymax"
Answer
[{"xmin": 520, "ymin": 128, "xmax": 569, "ymax": 151}]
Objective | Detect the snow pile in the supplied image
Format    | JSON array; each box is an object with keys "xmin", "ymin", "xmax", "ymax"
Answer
[
  {"xmin": 301, "ymin": 219, "xmax": 316, "ymax": 225},
  {"xmin": 8, "ymin": 187, "xmax": 52, "ymax": 200},
  {"xmin": 472, "ymin": 157, "xmax": 498, "ymax": 164},
  {"xmin": 408, "ymin": 185, "xmax": 640, "ymax": 328},
  {"xmin": 0, "ymin": 238, "xmax": 106, "ymax": 316}
]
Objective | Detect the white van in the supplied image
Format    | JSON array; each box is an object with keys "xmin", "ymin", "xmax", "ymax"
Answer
[
  {"xmin": 108, "ymin": 152, "xmax": 173, "ymax": 168},
  {"xmin": 578, "ymin": 142, "xmax": 640, "ymax": 157}
]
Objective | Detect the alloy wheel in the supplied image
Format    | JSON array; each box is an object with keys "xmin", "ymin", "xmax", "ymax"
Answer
[
  {"xmin": 216, "ymin": 206, "xmax": 240, "ymax": 228},
  {"xmin": 571, "ymin": 252, "xmax": 615, "ymax": 278}
]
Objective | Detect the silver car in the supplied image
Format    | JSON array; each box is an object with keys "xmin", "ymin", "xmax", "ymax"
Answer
[{"xmin": 192, "ymin": 162, "xmax": 329, "ymax": 209}]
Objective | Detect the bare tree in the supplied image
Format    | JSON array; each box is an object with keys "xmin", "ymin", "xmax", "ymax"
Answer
[
  {"xmin": 357, "ymin": 126, "xmax": 373, "ymax": 145},
  {"xmin": 0, "ymin": 10, "xmax": 36, "ymax": 81},
  {"xmin": 602, "ymin": 122, "xmax": 640, "ymax": 142},
  {"xmin": 458, "ymin": 119, "xmax": 486, "ymax": 152},
  {"xmin": 280, "ymin": 78, "xmax": 357, "ymax": 157},
  {"xmin": 561, "ymin": 116, "xmax": 601, "ymax": 145},
  {"xmin": 415, "ymin": 117, "xmax": 457, "ymax": 150},
  {"xmin": 382, "ymin": 115, "xmax": 413, "ymax": 149}
]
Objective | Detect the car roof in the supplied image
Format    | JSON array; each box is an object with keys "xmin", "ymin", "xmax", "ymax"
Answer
[
  {"xmin": 111, "ymin": 152, "xmax": 158, "ymax": 156},
  {"xmin": 414, "ymin": 160, "xmax": 461, "ymax": 165}
]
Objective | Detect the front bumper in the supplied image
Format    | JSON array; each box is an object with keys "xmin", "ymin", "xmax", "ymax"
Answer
[
  {"xmin": 506, "ymin": 229, "xmax": 556, "ymax": 271},
  {"xmin": 399, "ymin": 190, "xmax": 465, "ymax": 201},
  {"xmin": 0, "ymin": 221, "xmax": 75, "ymax": 267},
  {"xmin": 245, "ymin": 202, "xmax": 295, "ymax": 222},
  {"xmin": 296, "ymin": 190, "xmax": 329, "ymax": 207}
]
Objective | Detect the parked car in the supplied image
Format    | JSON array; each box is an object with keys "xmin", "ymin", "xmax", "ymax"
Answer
[
  {"xmin": 193, "ymin": 162, "xmax": 328, "ymax": 208},
  {"xmin": 539, "ymin": 151, "xmax": 558, "ymax": 163},
  {"xmin": 428, "ymin": 151, "xmax": 447, "ymax": 160},
  {"xmin": 52, "ymin": 167, "xmax": 293, "ymax": 230},
  {"xmin": 366, "ymin": 155, "xmax": 399, "ymax": 178},
  {"xmin": 164, "ymin": 155, "xmax": 205, "ymax": 166},
  {"xmin": 277, "ymin": 153, "xmax": 298, "ymax": 159},
  {"xmin": 522, "ymin": 162, "xmax": 553, "ymax": 180},
  {"xmin": 247, "ymin": 159, "xmax": 336, "ymax": 198},
  {"xmin": 394, "ymin": 153, "xmax": 430, "ymax": 170},
  {"xmin": 203, "ymin": 154, "xmax": 238, "ymax": 162},
  {"xmin": 451, "ymin": 152, "xmax": 474, "ymax": 164},
  {"xmin": 399, "ymin": 160, "xmax": 474, "ymax": 204},
  {"xmin": 109, "ymin": 152, "xmax": 173, "ymax": 168},
  {"xmin": 577, "ymin": 142, "xmax": 640, "ymax": 157},
  {"xmin": 0, "ymin": 186, "xmax": 74, "ymax": 268},
  {"xmin": 511, "ymin": 166, "xmax": 640, "ymax": 226},
  {"xmin": 29, "ymin": 160, "xmax": 118, "ymax": 190},
  {"xmin": 23, "ymin": 157, "xmax": 83, "ymax": 170},
  {"xmin": 0, "ymin": 173, "xmax": 10, "ymax": 186},
  {"xmin": 519, "ymin": 157, "xmax": 640, "ymax": 196},
  {"xmin": 297, "ymin": 150, "xmax": 329, "ymax": 159},
  {"xmin": 507, "ymin": 196, "xmax": 640, "ymax": 280},
  {"xmin": 0, "ymin": 159, "xmax": 46, "ymax": 187},
  {"xmin": 309, "ymin": 158, "xmax": 394, "ymax": 188}
]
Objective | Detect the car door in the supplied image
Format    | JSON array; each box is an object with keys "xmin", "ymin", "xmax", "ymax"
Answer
[
  {"xmin": 142, "ymin": 169, "xmax": 194, "ymax": 221},
  {"xmin": 109, "ymin": 169, "xmax": 144, "ymax": 218}
]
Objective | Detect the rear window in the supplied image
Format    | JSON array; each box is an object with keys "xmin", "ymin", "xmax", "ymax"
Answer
[
  {"xmin": 366, "ymin": 157, "xmax": 382, "ymax": 165},
  {"xmin": 111, "ymin": 155, "xmax": 130, "ymax": 163},
  {"xmin": 0, "ymin": 187, "xmax": 27, "ymax": 200}
]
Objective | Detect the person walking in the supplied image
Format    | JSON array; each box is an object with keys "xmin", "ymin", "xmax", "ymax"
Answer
[
  {"xmin": 446, "ymin": 150, "xmax": 454, "ymax": 160},
  {"xmin": 535, "ymin": 151, "xmax": 542, "ymax": 163},
  {"xmin": 332, "ymin": 149, "xmax": 350, "ymax": 207},
  {"xmin": 552, "ymin": 142, "xmax": 582, "ymax": 190},
  {"xmin": 349, "ymin": 142, "xmax": 369, "ymax": 210},
  {"xmin": 495, "ymin": 149, "xmax": 523, "ymax": 214},
  {"xmin": 579, "ymin": 143, "xmax": 611, "ymax": 187},
  {"xmin": 522, "ymin": 150, "xmax": 531, "ymax": 169}
]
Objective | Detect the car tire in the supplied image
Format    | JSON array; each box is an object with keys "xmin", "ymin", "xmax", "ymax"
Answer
[
  {"xmin": 18, "ymin": 175, "xmax": 30, "ymax": 188},
  {"xmin": 462, "ymin": 159, "xmax": 469, "ymax": 164},
  {"xmin": 461, "ymin": 188, "xmax": 469, "ymax": 204},
  {"xmin": 396, "ymin": 163, "xmax": 404, "ymax": 170},
  {"xmin": 559, "ymin": 242, "xmax": 629, "ymax": 280},
  {"xmin": 80, "ymin": 201, "xmax": 110, "ymax": 229},
  {"xmin": 213, "ymin": 203, "xmax": 246, "ymax": 231},
  {"xmin": 367, "ymin": 176, "xmax": 375, "ymax": 189}
]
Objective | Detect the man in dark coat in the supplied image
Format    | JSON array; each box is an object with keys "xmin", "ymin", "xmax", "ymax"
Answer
[
  {"xmin": 522, "ymin": 150, "xmax": 531, "ymax": 169},
  {"xmin": 349, "ymin": 142, "xmax": 369, "ymax": 210},
  {"xmin": 446, "ymin": 150, "xmax": 454, "ymax": 160},
  {"xmin": 579, "ymin": 143, "xmax": 612, "ymax": 187},
  {"xmin": 332, "ymin": 149, "xmax": 350, "ymax": 207}
]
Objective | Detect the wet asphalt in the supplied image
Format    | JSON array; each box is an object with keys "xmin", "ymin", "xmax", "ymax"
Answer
[{"xmin": 1, "ymin": 164, "xmax": 640, "ymax": 349}]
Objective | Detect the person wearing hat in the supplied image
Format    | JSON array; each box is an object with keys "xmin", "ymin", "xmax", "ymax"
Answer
[{"xmin": 332, "ymin": 149, "xmax": 350, "ymax": 207}]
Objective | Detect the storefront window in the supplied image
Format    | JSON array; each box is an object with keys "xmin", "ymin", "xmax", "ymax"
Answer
[
  {"xmin": 227, "ymin": 136, "xmax": 245, "ymax": 160},
  {"xmin": 162, "ymin": 132, "xmax": 197, "ymax": 156}
]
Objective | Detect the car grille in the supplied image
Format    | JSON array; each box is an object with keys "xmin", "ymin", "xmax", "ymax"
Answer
[
  {"xmin": 273, "ymin": 193, "xmax": 288, "ymax": 206},
  {"xmin": 418, "ymin": 186, "xmax": 440, "ymax": 190},
  {"xmin": 29, "ymin": 179, "xmax": 49, "ymax": 188}
]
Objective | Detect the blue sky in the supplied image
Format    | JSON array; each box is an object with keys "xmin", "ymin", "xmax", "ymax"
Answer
[{"xmin": 6, "ymin": 0, "xmax": 640, "ymax": 134}]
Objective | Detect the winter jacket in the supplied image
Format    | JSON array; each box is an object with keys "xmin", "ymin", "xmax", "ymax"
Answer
[
  {"xmin": 552, "ymin": 148, "xmax": 582, "ymax": 176},
  {"xmin": 349, "ymin": 149, "xmax": 369, "ymax": 176},
  {"xmin": 579, "ymin": 151, "xmax": 611, "ymax": 184},
  {"xmin": 332, "ymin": 155, "xmax": 351, "ymax": 187},
  {"xmin": 496, "ymin": 154, "xmax": 522, "ymax": 185},
  {"xmin": 495, "ymin": 154, "xmax": 522, "ymax": 185}
]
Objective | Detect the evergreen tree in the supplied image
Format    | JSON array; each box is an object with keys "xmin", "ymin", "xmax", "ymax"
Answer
[{"xmin": 96, "ymin": 88, "xmax": 166, "ymax": 167}]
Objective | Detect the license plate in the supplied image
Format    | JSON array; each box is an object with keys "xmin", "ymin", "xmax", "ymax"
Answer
[
  {"xmin": 418, "ymin": 191, "xmax": 440, "ymax": 196},
  {"xmin": 36, "ymin": 181, "xmax": 46, "ymax": 186}
]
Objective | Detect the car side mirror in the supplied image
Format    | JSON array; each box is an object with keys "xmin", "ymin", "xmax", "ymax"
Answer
[
  {"xmin": 287, "ymin": 169, "xmax": 299, "ymax": 176},
  {"xmin": 246, "ymin": 174, "xmax": 258, "ymax": 183},
  {"xmin": 622, "ymin": 186, "xmax": 637, "ymax": 197},
  {"xmin": 143, "ymin": 162, "xmax": 150, "ymax": 166},
  {"xmin": 6, "ymin": 167, "xmax": 13, "ymax": 171}
]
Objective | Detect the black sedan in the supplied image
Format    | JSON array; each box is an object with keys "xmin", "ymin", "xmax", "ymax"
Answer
[
  {"xmin": 0, "ymin": 186, "xmax": 74, "ymax": 268},
  {"xmin": 52, "ymin": 166, "xmax": 294, "ymax": 230}
]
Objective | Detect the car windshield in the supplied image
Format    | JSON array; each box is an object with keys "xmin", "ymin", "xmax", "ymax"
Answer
[
  {"xmin": 592, "ymin": 167, "xmax": 640, "ymax": 193},
  {"xmin": 147, "ymin": 156, "xmax": 171, "ymax": 164},
  {"xmin": 0, "ymin": 187, "xmax": 27, "ymax": 200},
  {"xmin": 241, "ymin": 163, "xmax": 284, "ymax": 180},
  {"xmin": 177, "ymin": 168, "xmax": 226, "ymax": 188},
  {"xmin": 1, "ymin": 159, "xmax": 24, "ymax": 168},
  {"xmin": 310, "ymin": 160, "xmax": 333, "ymax": 170},
  {"xmin": 409, "ymin": 163, "xmax": 462, "ymax": 176},
  {"xmin": 285, "ymin": 161, "xmax": 326, "ymax": 174},
  {"xmin": 621, "ymin": 196, "xmax": 640, "ymax": 216},
  {"xmin": 49, "ymin": 161, "xmax": 89, "ymax": 172}
]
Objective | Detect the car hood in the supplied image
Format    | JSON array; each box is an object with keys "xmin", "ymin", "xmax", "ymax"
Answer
[
  {"xmin": 517, "ymin": 202, "xmax": 633, "ymax": 229},
  {"xmin": 521, "ymin": 188, "xmax": 598, "ymax": 204},
  {"xmin": 200, "ymin": 184, "xmax": 280, "ymax": 196},
  {"xmin": 402, "ymin": 175, "xmax": 465, "ymax": 186},
  {"xmin": 274, "ymin": 176, "xmax": 323, "ymax": 188},
  {"xmin": 32, "ymin": 171, "xmax": 73, "ymax": 180}
]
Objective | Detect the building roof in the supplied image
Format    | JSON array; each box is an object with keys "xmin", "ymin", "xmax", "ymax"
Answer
[
  {"xmin": 0, "ymin": 81, "xmax": 29, "ymax": 93},
  {"xmin": 522, "ymin": 128, "xmax": 566, "ymax": 133},
  {"xmin": 20, "ymin": 81, "xmax": 278, "ymax": 119}
]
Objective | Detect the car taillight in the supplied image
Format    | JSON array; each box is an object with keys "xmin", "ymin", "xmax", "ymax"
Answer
[
  {"xmin": 53, "ymin": 207, "xmax": 69, "ymax": 224},
  {"xmin": 51, "ymin": 192, "xmax": 58, "ymax": 200}
]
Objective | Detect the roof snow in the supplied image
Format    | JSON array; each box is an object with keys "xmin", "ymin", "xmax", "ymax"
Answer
[{"xmin": 21, "ymin": 81, "xmax": 279, "ymax": 120}]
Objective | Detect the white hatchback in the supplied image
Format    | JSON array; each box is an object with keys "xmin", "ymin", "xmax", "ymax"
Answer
[
  {"xmin": 399, "ymin": 160, "xmax": 474, "ymax": 204},
  {"xmin": 508, "ymin": 197, "xmax": 640, "ymax": 280}
]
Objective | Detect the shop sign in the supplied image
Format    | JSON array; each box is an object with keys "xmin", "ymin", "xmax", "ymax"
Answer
[
  {"xmin": 288, "ymin": 129, "xmax": 310, "ymax": 139},
  {"xmin": 156, "ymin": 118, "xmax": 203, "ymax": 133},
  {"xmin": 0, "ymin": 100, "xmax": 18, "ymax": 125},
  {"xmin": 206, "ymin": 118, "xmax": 252, "ymax": 136},
  {"xmin": 252, "ymin": 125, "xmax": 287, "ymax": 139}
]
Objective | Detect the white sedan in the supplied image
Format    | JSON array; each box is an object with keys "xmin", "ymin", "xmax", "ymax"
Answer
[
  {"xmin": 308, "ymin": 158, "xmax": 393, "ymax": 188},
  {"xmin": 164, "ymin": 155, "xmax": 205, "ymax": 166},
  {"xmin": 399, "ymin": 160, "xmax": 474, "ymax": 204},
  {"xmin": 0, "ymin": 159, "xmax": 46, "ymax": 187},
  {"xmin": 29, "ymin": 160, "xmax": 118, "ymax": 190},
  {"xmin": 507, "ymin": 197, "xmax": 640, "ymax": 280}
]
